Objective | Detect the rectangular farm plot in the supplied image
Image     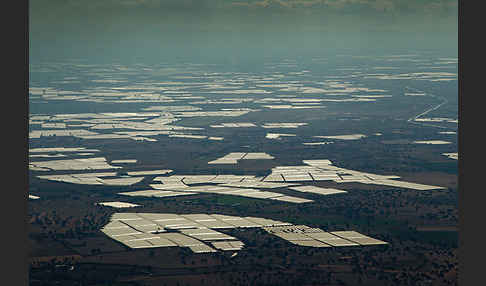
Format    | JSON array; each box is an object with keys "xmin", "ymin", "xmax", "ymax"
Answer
[
  {"xmin": 136, "ymin": 213, "xmax": 183, "ymax": 222},
  {"xmin": 210, "ymin": 122, "xmax": 257, "ymax": 128},
  {"xmin": 126, "ymin": 169, "xmax": 173, "ymax": 176},
  {"xmin": 118, "ymin": 189, "xmax": 164, "ymax": 196},
  {"xmin": 209, "ymin": 215, "xmax": 262, "ymax": 228},
  {"xmin": 221, "ymin": 153, "xmax": 246, "ymax": 159},
  {"xmin": 100, "ymin": 177, "xmax": 144, "ymax": 186},
  {"xmin": 221, "ymin": 181, "xmax": 298, "ymax": 189},
  {"xmin": 211, "ymin": 241, "xmax": 245, "ymax": 251},
  {"xmin": 302, "ymin": 160, "xmax": 333, "ymax": 166},
  {"xmin": 121, "ymin": 219, "xmax": 157, "ymax": 228},
  {"xmin": 186, "ymin": 186, "xmax": 238, "ymax": 194},
  {"xmin": 282, "ymin": 173, "xmax": 314, "ymax": 182},
  {"xmin": 262, "ymin": 174, "xmax": 285, "ymax": 182},
  {"xmin": 305, "ymin": 232, "xmax": 359, "ymax": 246},
  {"xmin": 208, "ymin": 152, "xmax": 274, "ymax": 164},
  {"xmin": 111, "ymin": 213, "xmax": 143, "ymax": 221},
  {"xmin": 30, "ymin": 157, "xmax": 121, "ymax": 171},
  {"xmin": 179, "ymin": 228, "xmax": 223, "ymax": 236},
  {"xmin": 261, "ymin": 123, "xmax": 308, "ymax": 128},
  {"xmin": 149, "ymin": 183, "xmax": 190, "ymax": 191},
  {"xmin": 114, "ymin": 234, "xmax": 176, "ymax": 248},
  {"xmin": 237, "ymin": 191, "xmax": 284, "ymax": 199},
  {"xmin": 242, "ymin": 153, "xmax": 275, "ymax": 160},
  {"xmin": 181, "ymin": 214, "xmax": 217, "ymax": 222},
  {"xmin": 159, "ymin": 233, "xmax": 207, "ymax": 247},
  {"xmin": 222, "ymin": 218, "xmax": 262, "ymax": 228},
  {"xmin": 131, "ymin": 224, "xmax": 163, "ymax": 233},
  {"xmin": 180, "ymin": 229, "xmax": 237, "ymax": 241},
  {"xmin": 330, "ymin": 231, "xmax": 388, "ymax": 246},
  {"xmin": 151, "ymin": 191, "xmax": 198, "ymax": 197},
  {"xmin": 188, "ymin": 244, "xmax": 218, "ymax": 253},
  {"xmin": 371, "ymin": 179, "xmax": 446, "ymax": 190},
  {"xmin": 147, "ymin": 237, "xmax": 179, "ymax": 247},
  {"xmin": 29, "ymin": 147, "xmax": 100, "ymax": 153},
  {"xmin": 272, "ymin": 232, "xmax": 315, "ymax": 241},
  {"xmin": 209, "ymin": 175, "xmax": 250, "ymax": 183},
  {"xmin": 118, "ymin": 190, "xmax": 197, "ymax": 198},
  {"xmin": 195, "ymin": 219, "xmax": 236, "ymax": 229},
  {"xmin": 316, "ymin": 134, "xmax": 366, "ymax": 140},
  {"xmin": 180, "ymin": 175, "xmax": 217, "ymax": 184},
  {"xmin": 111, "ymin": 159, "xmax": 137, "ymax": 164},
  {"xmin": 97, "ymin": 201, "xmax": 141, "ymax": 208},
  {"xmin": 207, "ymin": 159, "xmax": 239, "ymax": 164},
  {"xmin": 290, "ymin": 240, "xmax": 332, "ymax": 248},
  {"xmin": 102, "ymin": 220, "xmax": 133, "ymax": 230},
  {"xmin": 244, "ymin": 217, "xmax": 292, "ymax": 227},
  {"xmin": 124, "ymin": 233, "xmax": 166, "ymax": 241},
  {"xmin": 288, "ymin": 186, "xmax": 348, "ymax": 196},
  {"xmin": 122, "ymin": 239, "xmax": 156, "ymax": 249},
  {"xmin": 160, "ymin": 221, "xmax": 205, "ymax": 230},
  {"xmin": 263, "ymin": 225, "xmax": 331, "ymax": 247},
  {"xmin": 101, "ymin": 227, "xmax": 142, "ymax": 238}
]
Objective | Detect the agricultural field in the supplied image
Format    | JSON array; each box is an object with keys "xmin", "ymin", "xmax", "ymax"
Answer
[{"xmin": 28, "ymin": 52, "xmax": 457, "ymax": 286}]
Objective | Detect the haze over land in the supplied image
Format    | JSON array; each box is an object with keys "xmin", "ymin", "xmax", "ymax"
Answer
[{"xmin": 30, "ymin": 0, "xmax": 457, "ymax": 64}]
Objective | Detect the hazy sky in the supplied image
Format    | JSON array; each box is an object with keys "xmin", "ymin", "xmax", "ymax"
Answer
[{"xmin": 29, "ymin": 0, "xmax": 458, "ymax": 63}]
